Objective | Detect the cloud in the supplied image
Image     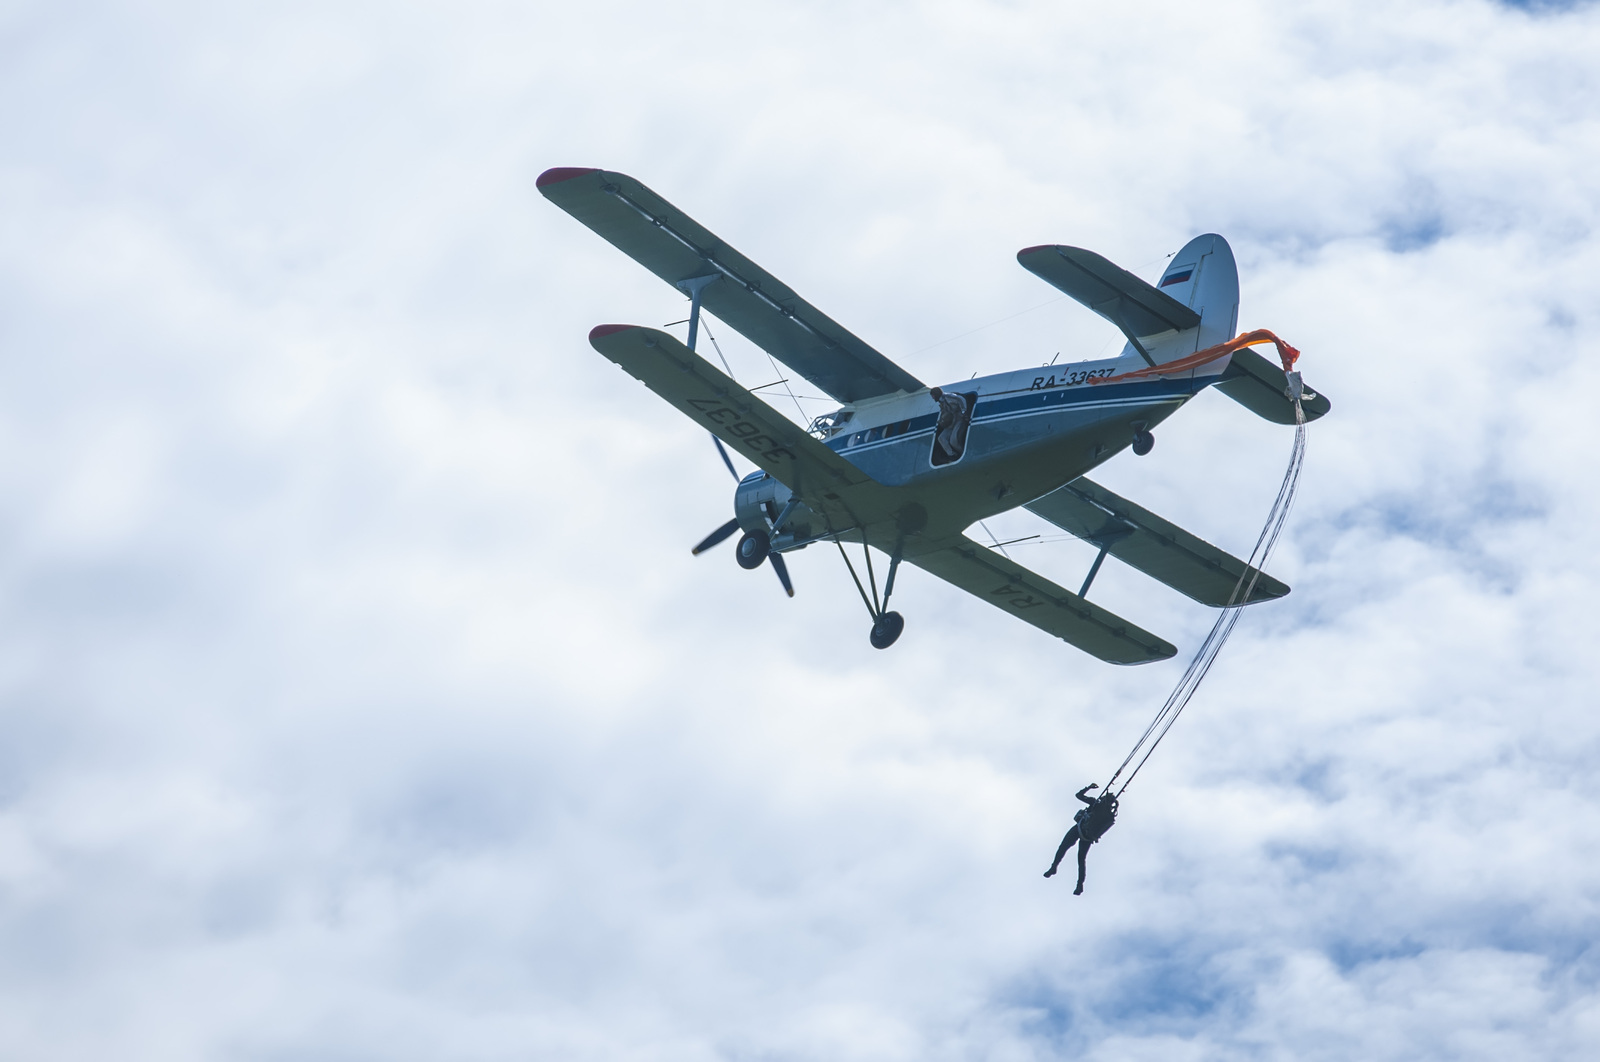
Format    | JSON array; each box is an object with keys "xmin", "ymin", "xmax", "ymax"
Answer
[{"xmin": 2, "ymin": 0, "xmax": 1600, "ymax": 1058}]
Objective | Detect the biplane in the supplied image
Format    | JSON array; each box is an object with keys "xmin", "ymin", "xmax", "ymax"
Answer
[{"xmin": 539, "ymin": 168, "xmax": 1330, "ymax": 663}]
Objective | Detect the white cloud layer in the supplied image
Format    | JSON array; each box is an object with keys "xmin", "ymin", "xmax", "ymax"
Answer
[{"xmin": 3, "ymin": 0, "xmax": 1600, "ymax": 1058}]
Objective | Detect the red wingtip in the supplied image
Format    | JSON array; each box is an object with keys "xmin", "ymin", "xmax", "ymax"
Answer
[
  {"xmin": 537, "ymin": 167, "xmax": 599, "ymax": 189},
  {"xmin": 588, "ymin": 324, "xmax": 639, "ymax": 341}
]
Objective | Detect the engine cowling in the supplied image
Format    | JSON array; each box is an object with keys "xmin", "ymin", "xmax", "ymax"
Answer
[{"xmin": 734, "ymin": 471, "xmax": 818, "ymax": 552}]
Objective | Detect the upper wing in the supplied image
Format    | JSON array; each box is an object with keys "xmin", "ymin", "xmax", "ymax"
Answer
[
  {"xmin": 588, "ymin": 324, "xmax": 880, "ymax": 512},
  {"xmin": 906, "ymin": 536, "xmax": 1175, "ymax": 665},
  {"xmin": 543, "ymin": 167, "xmax": 924, "ymax": 404},
  {"xmin": 1025, "ymin": 477, "xmax": 1289, "ymax": 608},
  {"xmin": 1214, "ymin": 347, "xmax": 1332, "ymax": 424},
  {"xmin": 1018, "ymin": 244, "xmax": 1201, "ymax": 341}
]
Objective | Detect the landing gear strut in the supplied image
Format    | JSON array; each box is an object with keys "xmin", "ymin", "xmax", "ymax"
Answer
[
  {"xmin": 832, "ymin": 533, "xmax": 906, "ymax": 649},
  {"xmin": 1131, "ymin": 422, "xmax": 1155, "ymax": 457}
]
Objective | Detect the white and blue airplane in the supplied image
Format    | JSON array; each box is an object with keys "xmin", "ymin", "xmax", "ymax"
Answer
[{"xmin": 541, "ymin": 168, "xmax": 1330, "ymax": 663}]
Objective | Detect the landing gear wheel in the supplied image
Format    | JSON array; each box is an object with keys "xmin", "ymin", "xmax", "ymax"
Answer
[
  {"xmin": 1132, "ymin": 429, "xmax": 1155, "ymax": 456},
  {"xmin": 735, "ymin": 529, "xmax": 770, "ymax": 570},
  {"xmin": 869, "ymin": 611, "xmax": 905, "ymax": 649}
]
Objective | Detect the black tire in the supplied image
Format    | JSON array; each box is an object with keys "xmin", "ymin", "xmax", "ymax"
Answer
[
  {"xmin": 869, "ymin": 611, "xmax": 905, "ymax": 649},
  {"xmin": 1132, "ymin": 430, "xmax": 1155, "ymax": 456},
  {"xmin": 735, "ymin": 529, "xmax": 770, "ymax": 570}
]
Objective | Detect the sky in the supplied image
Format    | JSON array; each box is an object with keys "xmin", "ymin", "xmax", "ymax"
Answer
[{"xmin": 3, "ymin": 0, "xmax": 1600, "ymax": 1058}]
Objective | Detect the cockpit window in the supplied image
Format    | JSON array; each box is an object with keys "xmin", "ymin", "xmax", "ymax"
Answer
[{"xmin": 807, "ymin": 409, "xmax": 855, "ymax": 439}]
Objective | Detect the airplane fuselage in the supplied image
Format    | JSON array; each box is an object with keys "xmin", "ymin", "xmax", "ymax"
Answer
[{"xmin": 738, "ymin": 357, "xmax": 1216, "ymax": 558}]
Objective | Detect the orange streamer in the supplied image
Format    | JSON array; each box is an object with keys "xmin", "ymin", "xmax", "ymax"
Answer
[{"xmin": 1088, "ymin": 328, "xmax": 1301, "ymax": 385}]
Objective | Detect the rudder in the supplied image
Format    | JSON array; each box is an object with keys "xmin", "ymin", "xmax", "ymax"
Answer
[{"xmin": 1144, "ymin": 234, "xmax": 1239, "ymax": 363}]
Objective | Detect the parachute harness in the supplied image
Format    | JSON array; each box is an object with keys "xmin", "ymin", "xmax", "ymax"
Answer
[{"xmin": 1105, "ymin": 335, "xmax": 1309, "ymax": 800}]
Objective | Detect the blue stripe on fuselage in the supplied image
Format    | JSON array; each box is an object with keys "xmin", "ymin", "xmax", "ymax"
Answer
[{"xmin": 824, "ymin": 376, "xmax": 1205, "ymax": 455}]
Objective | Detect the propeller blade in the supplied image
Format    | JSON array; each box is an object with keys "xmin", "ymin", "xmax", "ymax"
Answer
[
  {"xmin": 711, "ymin": 434, "xmax": 739, "ymax": 480},
  {"xmin": 769, "ymin": 551, "xmax": 795, "ymax": 598},
  {"xmin": 692, "ymin": 518, "xmax": 741, "ymax": 556}
]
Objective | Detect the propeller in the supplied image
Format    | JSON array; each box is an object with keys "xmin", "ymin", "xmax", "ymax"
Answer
[
  {"xmin": 769, "ymin": 551, "xmax": 794, "ymax": 597},
  {"xmin": 712, "ymin": 435, "xmax": 738, "ymax": 480},
  {"xmin": 692, "ymin": 518, "xmax": 740, "ymax": 556},
  {"xmin": 692, "ymin": 433, "xmax": 794, "ymax": 597}
]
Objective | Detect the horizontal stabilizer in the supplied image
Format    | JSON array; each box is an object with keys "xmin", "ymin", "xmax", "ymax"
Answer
[
  {"xmin": 1214, "ymin": 347, "xmax": 1332, "ymax": 424},
  {"xmin": 907, "ymin": 536, "xmax": 1175, "ymax": 664},
  {"xmin": 542, "ymin": 168, "xmax": 923, "ymax": 404},
  {"xmin": 1025, "ymin": 477, "xmax": 1289, "ymax": 608},
  {"xmin": 1018, "ymin": 244, "xmax": 1202, "ymax": 341}
]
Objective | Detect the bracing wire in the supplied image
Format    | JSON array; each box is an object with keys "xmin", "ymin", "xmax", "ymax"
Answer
[
  {"xmin": 1108, "ymin": 394, "xmax": 1308, "ymax": 798},
  {"xmin": 904, "ymin": 296, "xmax": 1068, "ymax": 358},
  {"xmin": 978, "ymin": 520, "xmax": 1012, "ymax": 559},
  {"xmin": 698, "ymin": 317, "xmax": 736, "ymax": 379},
  {"xmin": 698, "ymin": 314, "xmax": 810, "ymax": 424}
]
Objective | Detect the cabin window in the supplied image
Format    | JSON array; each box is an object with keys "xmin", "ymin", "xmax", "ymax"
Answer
[{"xmin": 866, "ymin": 426, "xmax": 884, "ymax": 443}]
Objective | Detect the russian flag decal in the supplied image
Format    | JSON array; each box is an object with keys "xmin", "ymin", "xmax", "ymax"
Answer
[{"xmin": 1160, "ymin": 269, "xmax": 1193, "ymax": 287}]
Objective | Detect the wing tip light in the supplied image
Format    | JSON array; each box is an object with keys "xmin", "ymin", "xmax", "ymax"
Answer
[
  {"xmin": 537, "ymin": 166, "xmax": 600, "ymax": 190},
  {"xmin": 589, "ymin": 323, "xmax": 640, "ymax": 342}
]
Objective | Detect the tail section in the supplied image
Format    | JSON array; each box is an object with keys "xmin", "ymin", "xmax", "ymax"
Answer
[
  {"xmin": 1016, "ymin": 236, "xmax": 1235, "ymax": 368},
  {"xmin": 1150, "ymin": 234, "xmax": 1238, "ymax": 357},
  {"xmin": 1156, "ymin": 236, "xmax": 1331, "ymax": 422},
  {"xmin": 1019, "ymin": 234, "xmax": 1330, "ymax": 422}
]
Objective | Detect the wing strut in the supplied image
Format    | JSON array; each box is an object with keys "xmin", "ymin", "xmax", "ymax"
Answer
[
  {"xmin": 679, "ymin": 272, "xmax": 720, "ymax": 353},
  {"xmin": 1076, "ymin": 520, "xmax": 1136, "ymax": 599},
  {"xmin": 1078, "ymin": 550, "xmax": 1107, "ymax": 597},
  {"xmin": 675, "ymin": 270, "xmax": 742, "ymax": 498},
  {"xmin": 1115, "ymin": 317, "xmax": 1159, "ymax": 368}
]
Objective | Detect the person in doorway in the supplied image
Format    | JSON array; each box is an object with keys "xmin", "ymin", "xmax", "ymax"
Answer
[
  {"xmin": 1043, "ymin": 783, "xmax": 1118, "ymax": 895},
  {"xmin": 929, "ymin": 386, "xmax": 969, "ymax": 460}
]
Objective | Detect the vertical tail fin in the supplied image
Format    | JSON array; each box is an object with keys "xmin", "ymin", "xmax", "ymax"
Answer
[{"xmin": 1142, "ymin": 234, "xmax": 1239, "ymax": 364}]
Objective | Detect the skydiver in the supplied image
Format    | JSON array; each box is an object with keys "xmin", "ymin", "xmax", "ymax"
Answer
[
  {"xmin": 929, "ymin": 386, "xmax": 969, "ymax": 460},
  {"xmin": 1043, "ymin": 783, "xmax": 1118, "ymax": 895}
]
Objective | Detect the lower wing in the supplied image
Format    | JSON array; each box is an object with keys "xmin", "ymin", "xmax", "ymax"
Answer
[
  {"xmin": 1025, "ymin": 477, "xmax": 1289, "ymax": 608},
  {"xmin": 906, "ymin": 536, "xmax": 1175, "ymax": 665},
  {"xmin": 587, "ymin": 324, "xmax": 882, "ymax": 522}
]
